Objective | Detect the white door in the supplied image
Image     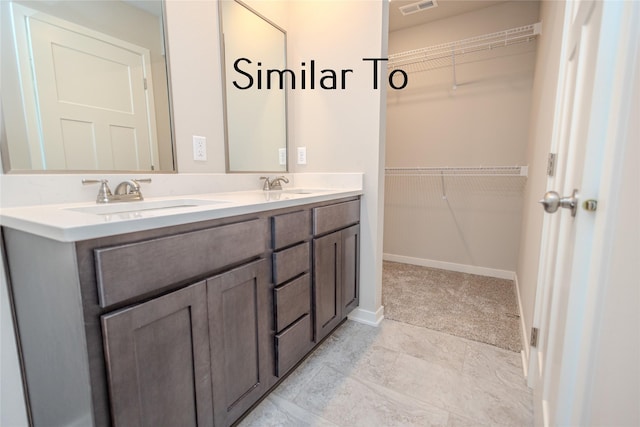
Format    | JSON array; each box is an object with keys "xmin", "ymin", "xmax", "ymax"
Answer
[
  {"xmin": 15, "ymin": 6, "xmax": 158, "ymax": 170},
  {"xmin": 529, "ymin": 1, "xmax": 639, "ymax": 425}
]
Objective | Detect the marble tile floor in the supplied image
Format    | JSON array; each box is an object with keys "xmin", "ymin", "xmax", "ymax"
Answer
[{"xmin": 239, "ymin": 319, "xmax": 533, "ymax": 427}]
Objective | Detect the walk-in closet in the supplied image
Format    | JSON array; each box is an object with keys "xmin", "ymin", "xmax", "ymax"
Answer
[{"xmin": 383, "ymin": 0, "xmax": 539, "ymax": 358}]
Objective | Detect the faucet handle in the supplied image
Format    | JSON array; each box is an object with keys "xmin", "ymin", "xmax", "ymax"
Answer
[
  {"xmin": 129, "ymin": 178, "xmax": 151, "ymax": 192},
  {"xmin": 82, "ymin": 179, "xmax": 112, "ymax": 204},
  {"xmin": 260, "ymin": 176, "xmax": 271, "ymax": 191},
  {"xmin": 82, "ymin": 179, "xmax": 107, "ymax": 185},
  {"xmin": 132, "ymin": 178, "xmax": 152, "ymax": 184},
  {"xmin": 270, "ymin": 176, "xmax": 289, "ymax": 190}
]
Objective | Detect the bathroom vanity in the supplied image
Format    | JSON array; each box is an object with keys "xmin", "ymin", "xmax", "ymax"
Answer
[{"xmin": 1, "ymin": 189, "xmax": 361, "ymax": 427}]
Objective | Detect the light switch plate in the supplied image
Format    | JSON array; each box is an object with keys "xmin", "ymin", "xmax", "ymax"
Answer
[
  {"xmin": 278, "ymin": 148, "xmax": 286, "ymax": 165},
  {"xmin": 193, "ymin": 136, "xmax": 207, "ymax": 161},
  {"xmin": 297, "ymin": 147, "xmax": 307, "ymax": 165}
]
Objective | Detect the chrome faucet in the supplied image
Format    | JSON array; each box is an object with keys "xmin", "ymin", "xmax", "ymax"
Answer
[
  {"xmin": 83, "ymin": 178, "xmax": 151, "ymax": 203},
  {"xmin": 260, "ymin": 176, "xmax": 289, "ymax": 191}
]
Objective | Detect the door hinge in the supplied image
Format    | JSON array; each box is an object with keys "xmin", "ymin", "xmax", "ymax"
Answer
[
  {"xmin": 530, "ymin": 327, "xmax": 539, "ymax": 348},
  {"xmin": 547, "ymin": 153, "xmax": 556, "ymax": 177},
  {"xmin": 144, "ymin": 78, "xmax": 148, "ymax": 90}
]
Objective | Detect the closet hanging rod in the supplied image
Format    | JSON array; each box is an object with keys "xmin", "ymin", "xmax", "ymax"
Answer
[
  {"xmin": 388, "ymin": 22, "xmax": 542, "ymax": 70},
  {"xmin": 385, "ymin": 166, "xmax": 528, "ymax": 177}
]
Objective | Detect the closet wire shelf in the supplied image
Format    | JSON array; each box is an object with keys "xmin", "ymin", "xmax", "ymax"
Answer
[
  {"xmin": 385, "ymin": 167, "xmax": 527, "ymax": 199},
  {"xmin": 387, "ymin": 22, "xmax": 542, "ymax": 73},
  {"xmin": 385, "ymin": 166, "xmax": 528, "ymax": 177}
]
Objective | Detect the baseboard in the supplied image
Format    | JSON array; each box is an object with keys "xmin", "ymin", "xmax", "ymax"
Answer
[
  {"xmin": 521, "ymin": 350, "xmax": 529, "ymax": 379},
  {"xmin": 383, "ymin": 253, "xmax": 516, "ymax": 280},
  {"xmin": 514, "ymin": 273, "xmax": 530, "ymax": 378},
  {"xmin": 347, "ymin": 305, "xmax": 384, "ymax": 327}
]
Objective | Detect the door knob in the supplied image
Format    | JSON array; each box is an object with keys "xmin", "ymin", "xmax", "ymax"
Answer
[{"xmin": 539, "ymin": 189, "xmax": 579, "ymax": 217}]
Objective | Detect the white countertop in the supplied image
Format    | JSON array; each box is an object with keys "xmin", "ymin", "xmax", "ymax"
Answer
[{"xmin": 0, "ymin": 188, "xmax": 362, "ymax": 242}]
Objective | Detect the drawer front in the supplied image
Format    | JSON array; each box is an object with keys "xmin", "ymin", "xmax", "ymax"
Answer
[
  {"xmin": 95, "ymin": 218, "xmax": 268, "ymax": 308},
  {"xmin": 275, "ymin": 314, "xmax": 313, "ymax": 377},
  {"xmin": 271, "ymin": 210, "xmax": 311, "ymax": 250},
  {"xmin": 272, "ymin": 242, "xmax": 310, "ymax": 285},
  {"xmin": 313, "ymin": 200, "xmax": 360, "ymax": 236},
  {"xmin": 274, "ymin": 274, "xmax": 311, "ymax": 332}
]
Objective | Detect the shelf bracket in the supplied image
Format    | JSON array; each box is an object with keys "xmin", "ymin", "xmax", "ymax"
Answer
[{"xmin": 451, "ymin": 50, "xmax": 458, "ymax": 90}]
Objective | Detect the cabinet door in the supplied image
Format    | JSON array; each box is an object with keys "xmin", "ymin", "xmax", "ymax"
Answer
[
  {"xmin": 313, "ymin": 231, "xmax": 343, "ymax": 342},
  {"xmin": 208, "ymin": 259, "xmax": 273, "ymax": 427},
  {"xmin": 341, "ymin": 224, "xmax": 360, "ymax": 315},
  {"xmin": 101, "ymin": 282, "xmax": 213, "ymax": 427}
]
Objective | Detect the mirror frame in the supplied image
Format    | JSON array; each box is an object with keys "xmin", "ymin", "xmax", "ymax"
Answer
[
  {"xmin": 218, "ymin": 0, "xmax": 289, "ymax": 173},
  {"xmin": 0, "ymin": 0, "xmax": 177, "ymax": 174}
]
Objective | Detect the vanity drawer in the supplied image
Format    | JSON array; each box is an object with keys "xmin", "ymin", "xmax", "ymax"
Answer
[
  {"xmin": 271, "ymin": 210, "xmax": 311, "ymax": 250},
  {"xmin": 274, "ymin": 274, "xmax": 311, "ymax": 332},
  {"xmin": 95, "ymin": 218, "xmax": 268, "ymax": 307},
  {"xmin": 313, "ymin": 200, "xmax": 360, "ymax": 236},
  {"xmin": 272, "ymin": 242, "xmax": 310, "ymax": 285},
  {"xmin": 275, "ymin": 314, "xmax": 313, "ymax": 377}
]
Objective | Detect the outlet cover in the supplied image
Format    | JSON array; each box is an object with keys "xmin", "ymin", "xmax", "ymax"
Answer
[
  {"xmin": 297, "ymin": 147, "xmax": 307, "ymax": 165},
  {"xmin": 193, "ymin": 136, "xmax": 207, "ymax": 161}
]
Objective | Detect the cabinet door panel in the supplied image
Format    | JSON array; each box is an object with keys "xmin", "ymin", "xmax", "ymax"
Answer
[
  {"xmin": 275, "ymin": 314, "xmax": 313, "ymax": 376},
  {"xmin": 274, "ymin": 273, "xmax": 311, "ymax": 332},
  {"xmin": 342, "ymin": 224, "xmax": 360, "ymax": 314},
  {"xmin": 271, "ymin": 210, "xmax": 311, "ymax": 250},
  {"xmin": 272, "ymin": 241, "xmax": 310, "ymax": 285},
  {"xmin": 101, "ymin": 282, "xmax": 213, "ymax": 427},
  {"xmin": 95, "ymin": 218, "xmax": 268, "ymax": 308},
  {"xmin": 313, "ymin": 232, "xmax": 342, "ymax": 342},
  {"xmin": 208, "ymin": 259, "xmax": 273, "ymax": 427},
  {"xmin": 313, "ymin": 200, "xmax": 360, "ymax": 236}
]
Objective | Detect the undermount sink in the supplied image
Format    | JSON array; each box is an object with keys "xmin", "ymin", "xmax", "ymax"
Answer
[{"xmin": 66, "ymin": 199, "xmax": 228, "ymax": 216}]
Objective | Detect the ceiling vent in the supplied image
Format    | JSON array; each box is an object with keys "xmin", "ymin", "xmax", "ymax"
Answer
[{"xmin": 399, "ymin": 0, "xmax": 438, "ymax": 16}]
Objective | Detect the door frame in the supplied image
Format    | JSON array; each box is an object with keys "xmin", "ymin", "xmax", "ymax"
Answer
[
  {"xmin": 10, "ymin": 3, "xmax": 159, "ymax": 170},
  {"xmin": 529, "ymin": 1, "xmax": 640, "ymax": 425}
]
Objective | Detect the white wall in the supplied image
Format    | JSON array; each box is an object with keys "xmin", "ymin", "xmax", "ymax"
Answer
[
  {"xmin": 286, "ymin": 0, "xmax": 387, "ymax": 323},
  {"xmin": 384, "ymin": 1, "xmax": 539, "ymax": 273},
  {"xmin": 516, "ymin": 0, "xmax": 566, "ymax": 362},
  {"xmin": 164, "ymin": 0, "xmax": 227, "ymax": 173},
  {"xmin": 0, "ymin": 242, "xmax": 29, "ymax": 427},
  {"xmin": 585, "ymin": 13, "xmax": 639, "ymax": 424},
  {"xmin": 587, "ymin": 85, "xmax": 639, "ymax": 425},
  {"xmin": 166, "ymin": 0, "xmax": 290, "ymax": 174},
  {"xmin": 386, "ymin": 1, "xmax": 539, "ymax": 168},
  {"xmin": 587, "ymin": 113, "xmax": 639, "ymax": 420}
]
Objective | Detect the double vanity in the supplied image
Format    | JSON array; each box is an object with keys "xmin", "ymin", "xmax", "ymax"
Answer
[{"xmin": 1, "ymin": 185, "xmax": 362, "ymax": 426}]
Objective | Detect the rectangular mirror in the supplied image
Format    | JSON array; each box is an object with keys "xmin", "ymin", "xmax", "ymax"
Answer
[
  {"xmin": 1, "ymin": 0, "xmax": 175, "ymax": 173},
  {"xmin": 219, "ymin": 0, "xmax": 288, "ymax": 173}
]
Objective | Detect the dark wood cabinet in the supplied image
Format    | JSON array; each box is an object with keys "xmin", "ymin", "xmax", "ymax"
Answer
[
  {"xmin": 270, "ymin": 210, "xmax": 314, "ymax": 377},
  {"xmin": 207, "ymin": 259, "xmax": 274, "ymax": 427},
  {"xmin": 313, "ymin": 231, "xmax": 343, "ymax": 342},
  {"xmin": 341, "ymin": 224, "xmax": 360, "ymax": 314},
  {"xmin": 3, "ymin": 196, "xmax": 360, "ymax": 427},
  {"xmin": 101, "ymin": 282, "xmax": 214, "ymax": 427},
  {"xmin": 313, "ymin": 224, "xmax": 360, "ymax": 343},
  {"xmin": 312, "ymin": 200, "xmax": 361, "ymax": 343},
  {"xmin": 103, "ymin": 259, "xmax": 273, "ymax": 427}
]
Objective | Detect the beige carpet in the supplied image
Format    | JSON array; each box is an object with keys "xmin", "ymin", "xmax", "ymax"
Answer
[{"xmin": 382, "ymin": 261, "xmax": 522, "ymax": 352}]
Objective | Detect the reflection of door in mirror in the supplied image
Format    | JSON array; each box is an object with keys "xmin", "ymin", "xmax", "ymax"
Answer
[
  {"xmin": 22, "ymin": 8, "xmax": 157, "ymax": 170},
  {"xmin": 1, "ymin": 1, "xmax": 175, "ymax": 172},
  {"xmin": 220, "ymin": 0, "xmax": 288, "ymax": 173}
]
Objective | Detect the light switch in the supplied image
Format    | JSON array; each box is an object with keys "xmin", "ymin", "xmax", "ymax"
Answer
[
  {"xmin": 297, "ymin": 147, "xmax": 307, "ymax": 165},
  {"xmin": 278, "ymin": 148, "xmax": 286, "ymax": 165},
  {"xmin": 193, "ymin": 136, "xmax": 207, "ymax": 161}
]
